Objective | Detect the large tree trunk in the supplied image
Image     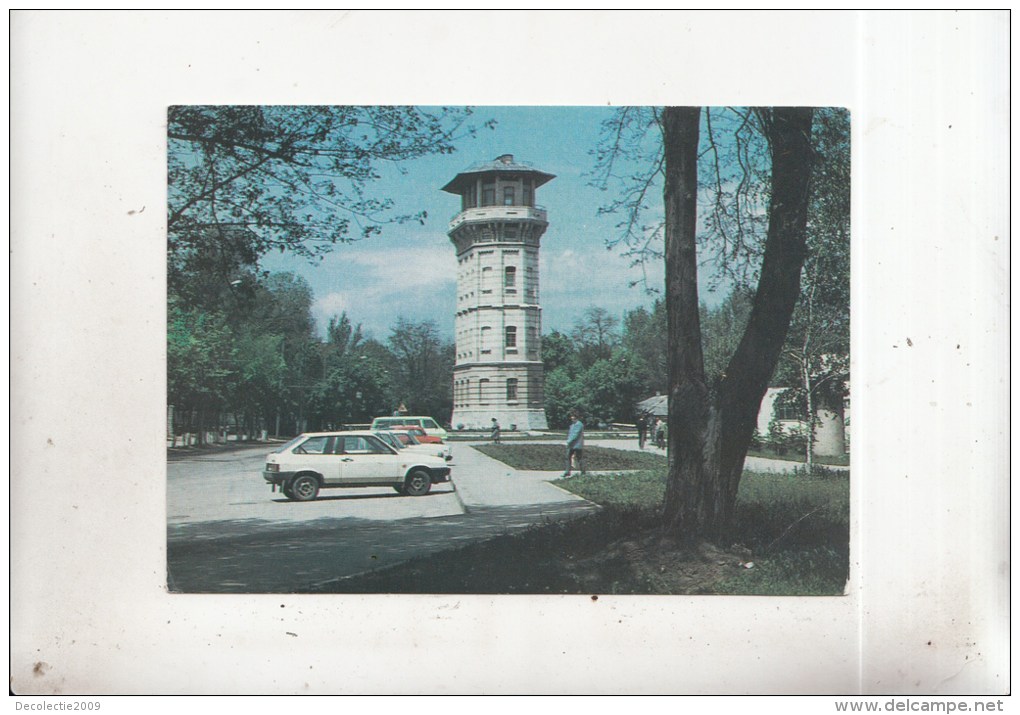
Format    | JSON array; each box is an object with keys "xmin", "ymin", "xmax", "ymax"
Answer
[
  {"xmin": 660, "ymin": 107, "xmax": 715, "ymax": 539},
  {"xmin": 662, "ymin": 107, "xmax": 814, "ymax": 542}
]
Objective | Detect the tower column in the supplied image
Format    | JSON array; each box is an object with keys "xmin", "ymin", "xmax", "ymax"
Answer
[{"xmin": 442, "ymin": 154, "xmax": 555, "ymax": 431}]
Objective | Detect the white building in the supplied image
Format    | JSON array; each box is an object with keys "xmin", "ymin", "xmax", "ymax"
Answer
[{"xmin": 443, "ymin": 154, "xmax": 553, "ymax": 431}]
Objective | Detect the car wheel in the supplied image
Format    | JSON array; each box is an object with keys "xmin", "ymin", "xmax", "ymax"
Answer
[
  {"xmin": 289, "ymin": 475, "xmax": 320, "ymax": 501},
  {"xmin": 281, "ymin": 483, "xmax": 294, "ymax": 499},
  {"xmin": 404, "ymin": 469, "xmax": 432, "ymax": 497}
]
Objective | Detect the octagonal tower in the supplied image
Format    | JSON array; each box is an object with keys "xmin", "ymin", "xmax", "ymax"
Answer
[{"xmin": 442, "ymin": 154, "xmax": 554, "ymax": 431}]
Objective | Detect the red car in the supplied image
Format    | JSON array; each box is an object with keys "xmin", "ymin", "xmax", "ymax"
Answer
[{"xmin": 388, "ymin": 425, "xmax": 443, "ymax": 445}]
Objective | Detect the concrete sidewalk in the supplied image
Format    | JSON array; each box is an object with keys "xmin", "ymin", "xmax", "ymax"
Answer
[
  {"xmin": 450, "ymin": 441, "xmax": 596, "ymax": 510},
  {"xmin": 589, "ymin": 438, "xmax": 849, "ymax": 474}
]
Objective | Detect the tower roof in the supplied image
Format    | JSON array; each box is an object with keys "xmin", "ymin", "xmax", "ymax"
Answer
[{"xmin": 441, "ymin": 154, "xmax": 555, "ymax": 194}]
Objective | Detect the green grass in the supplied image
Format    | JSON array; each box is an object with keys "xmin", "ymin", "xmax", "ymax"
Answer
[
  {"xmin": 474, "ymin": 443, "xmax": 667, "ymax": 471},
  {"xmin": 552, "ymin": 470, "xmax": 667, "ymax": 509},
  {"xmin": 560, "ymin": 468, "xmax": 849, "ymax": 595},
  {"xmin": 326, "ymin": 458, "xmax": 849, "ymax": 596},
  {"xmin": 746, "ymin": 447, "xmax": 850, "ymax": 467}
]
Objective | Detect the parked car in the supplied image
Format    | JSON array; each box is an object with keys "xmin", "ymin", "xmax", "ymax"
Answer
[
  {"xmin": 382, "ymin": 429, "xmax": 453, "ymax": 462},
  {"xmin": 387, "ymin": 424, "xmax": 443, "ymax": 445},
  {"xmin": 262, "ymin": 431, "xmax": 451, "ymax": 501},
  {"xmin": 371, "ymin": 416, "xmax": 448, "ymax": 440}
]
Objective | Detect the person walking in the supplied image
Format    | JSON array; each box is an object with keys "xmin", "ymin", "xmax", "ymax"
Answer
[
  {"xmin": 490, "ymin": 418, "xmax": 501, "ymax": 444},
  {"xmin": 562, "ymin": 412, "xmax": 585, "ymax": 477},
  {"xmin": 636, "ymin": 412, "xmax": 648, "ymax": 450},
  {"xmin": 655, "ymin": 418, "xmax": 666, "ymax": 450}
]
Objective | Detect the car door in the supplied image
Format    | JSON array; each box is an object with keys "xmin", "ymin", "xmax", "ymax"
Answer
[
  {"xmin": 290, "ymin": 435, "xmax": 341, "ymax": 484},
  {"xmin": 338, "ymin": 435, "xmax": 404, "ymax": 485}
]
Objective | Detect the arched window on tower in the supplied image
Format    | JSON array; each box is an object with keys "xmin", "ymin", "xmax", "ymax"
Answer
[
  {"xmin": 505, "ymin": 326, "xmax": 517, "ymax": 349},
  {"xmin": 506, "ymin": 378, "xmax": 518, "ymax": 402},
  {"xmin": 504, "ymin": 266, "xmax": 516, "ymax": 291}
]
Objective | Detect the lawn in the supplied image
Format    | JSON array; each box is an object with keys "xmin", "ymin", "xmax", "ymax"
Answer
[
  {"xmin": 558, "ymin": 469, "xmax": 850, "ymax": 595},
  {"xmin": 473, "ymin": 443, "xmax": 667, "ymax": 471},
  {"xmin": 322, "ymin": 445, "xmax": 850, "ymax": 596}
]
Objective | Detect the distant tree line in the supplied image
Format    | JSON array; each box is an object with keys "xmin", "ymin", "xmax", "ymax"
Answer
[
  {"xmin": 541, "ymin": 297, "xmax": 766, "ymax": 429},
  {"xmin": 168, "ymin": 270, "xmax": 454, "ymax": 444}
]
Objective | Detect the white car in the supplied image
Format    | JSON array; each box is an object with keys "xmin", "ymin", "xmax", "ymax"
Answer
[
  {"xmin": 262, "ymin": 431, "xmax": 451, "ymax": 501},
  {"xmin": 376, "ymin": 429, "xmax": 453, "ymax": 462},
  {"xmin": 370, "ymin": 415, "xmax": 448, "ymax": 440}
]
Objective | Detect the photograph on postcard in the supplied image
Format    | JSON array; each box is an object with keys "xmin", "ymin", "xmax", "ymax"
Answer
[{"xmin": 166, "ymin": 105, "xmax": 850, "ymax": 596}]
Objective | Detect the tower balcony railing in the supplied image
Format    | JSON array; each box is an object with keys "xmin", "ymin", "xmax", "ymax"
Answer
[{"xmin": 448, "ymin": 205, "xmax": 547, "ymax": 231}]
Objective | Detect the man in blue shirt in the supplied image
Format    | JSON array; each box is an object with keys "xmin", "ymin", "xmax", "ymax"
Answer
[{"xmin": 562, "ymin": 412, "xmax": 585, "ymax": 477}]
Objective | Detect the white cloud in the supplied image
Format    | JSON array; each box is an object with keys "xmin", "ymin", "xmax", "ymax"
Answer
[{"xmin": 312, "ymin": 291, "xmax": 352, "ymax": 334}]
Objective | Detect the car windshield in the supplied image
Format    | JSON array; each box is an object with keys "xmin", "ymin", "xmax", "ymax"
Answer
[
  {"xmin": 377, "ymin": 432, "xmax": 405, "ymax": 450},
  {"xmin": 271, "ymin": 435, "xmax": 307, "ymax": 454}
]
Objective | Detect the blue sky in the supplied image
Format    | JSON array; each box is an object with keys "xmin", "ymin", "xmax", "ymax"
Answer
[{"xmin": 260, "ymin": 106, "xmax": 726, "ymax": 343}]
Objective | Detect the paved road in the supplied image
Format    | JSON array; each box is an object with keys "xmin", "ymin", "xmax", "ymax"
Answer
[{"xmin": 166, "ymin": 443, "xmax": 597, "ymax": 593}]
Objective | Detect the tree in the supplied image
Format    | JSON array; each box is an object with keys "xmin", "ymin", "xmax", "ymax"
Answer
[
  {"xmin": 595, "ymin": 107, "xmax": 819, "ymax": 542},
  {"xmin": 662, "ymin": 107, "xmax": 815, "ymax": 541},
  {"xmin": 777, "ymin": 109, "xmax": 851, "ymax": 469},
  {"xmin": 574, "ymin": 351, "xmax": 645, "ymax": 426},
  {"xmin": 540, "ymin": 330, "xmax": 577, "ymax": 375},
  {"xmin": 387, "ymin": 318, "xmax": 454, "ymax": 421},
  {"xmin": 167, "ymin": 303, "xmax": 237, "ymax": 445},
  {"xmin": 570, "ymin": 306, "xmax": 621, "ymax": 367},
  {"xmin": 622, "ymin": 300, "xmax": 668, "ymax": 396},
  {"xmin": 168, "ymin": 105, "xmax": 492, "ymax": 289},
  {"xmin": 700, "ymin": 289, "xmax": 754, "ymax": 382}
]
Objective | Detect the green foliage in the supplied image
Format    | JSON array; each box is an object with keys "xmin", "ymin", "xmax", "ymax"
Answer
[
  {"xmin": 700, "ymin": 289, "xmax": 754, "ymax": 382},
  {"xmin": 541, "ymin": 306, "xmax": 652, "ymax": 428},
  {"xmin": 570, "ymin": 306, "xmax": 620, "ymax": 367},
  {"xmin": 167, "ymin": 105, "xmax": 492, "ymax": 440},
  {"xmin": 309, "ymin": 352, "xmax": 391, "ymax": 427},
  {"xmin": 540, "ymin": 330, "xmax": 576, "ymax": 374},
  {"xmin": 387, "ymin": 318, "xmax": 455, "ymax": 422},
  {"xmin": 168, "ymin": 105, "xmax": 492, "ymax": 288},
  {"xmin": 167, "ymin": 303, "xmax": 237, "ymax": 413},
  {"xmin": 621, "ymin": 300, "xmax": 668, "ymax": 396},
  {"xmin": 542, "ymin": 366, "xmax": 578, "ymax": 429}
]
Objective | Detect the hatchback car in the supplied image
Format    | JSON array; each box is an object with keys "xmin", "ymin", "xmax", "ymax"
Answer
[{"xmin": 263, "ymin": 431, "xmax": 451, "ymax": 501}]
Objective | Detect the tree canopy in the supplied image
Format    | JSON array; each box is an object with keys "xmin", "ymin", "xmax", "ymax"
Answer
[
  {"xmin": 168, "ymin": 105, "xmax": 492, "ymax": 292},
  {"xmin": 166, "ymin": 105, "xmax": 486, "ymax": 442}
]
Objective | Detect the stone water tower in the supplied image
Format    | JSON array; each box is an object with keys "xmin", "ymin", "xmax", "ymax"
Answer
[{"xmin": 442, "ymin": 154, "xmax": 554, "ymax": 431}]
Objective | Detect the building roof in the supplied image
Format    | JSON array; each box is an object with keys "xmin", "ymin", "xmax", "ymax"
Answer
[
  {"xmin": 441, "ymin": 154, "xmax": 555, "ymax": 194},
  {"xmin": 636, "ymin": 394, "xmax": 669, "ymax": 417}
]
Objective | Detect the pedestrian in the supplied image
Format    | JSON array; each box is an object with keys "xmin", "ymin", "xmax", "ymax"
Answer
[
  {"xmin": 655, "ymin": 418, "xmax": 666, "ymax": 450},
  {"xmin": 636, "ymin": 412, "xmax": 648, "ymax": 450},
  {"xmin": 490, "ymin": 417, "xmax": 501, "ymax": 444},
  {"xmin": 562, "ymin": 411, "xmax": 585, "ymax": 477}
]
